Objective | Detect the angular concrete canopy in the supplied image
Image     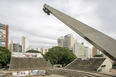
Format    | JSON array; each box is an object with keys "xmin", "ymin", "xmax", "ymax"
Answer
[{"xmin": 43, "ymin": 4, "xmax": 116, "ymax": 62}]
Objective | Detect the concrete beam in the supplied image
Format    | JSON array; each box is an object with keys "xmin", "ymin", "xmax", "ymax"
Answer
[{"xmin": 43, "ymin": 4, "xmax": 116, "ymax": 62}]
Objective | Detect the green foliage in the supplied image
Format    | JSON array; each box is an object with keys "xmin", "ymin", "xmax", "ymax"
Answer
[
  {"xmin": 26, "ymin": 50, "xmax": 45, "ymax": 57},
  {"xmin": 26, "ymin": 50, "xmax": 41, "ymax": 53},
  {"xmin": 0, "ymin": 47, "xmax": 11, "ymax": 68},
  {"xmin": 94, "ymin": 54, "xmax": 103, "ymax": 57},
  {"xmin": 44, "ymin": 46, "xmax": 77, "ymax": 66},
  {"xmin": 112, "ymin": 63, "xmax": 116, "ymax": 69}
]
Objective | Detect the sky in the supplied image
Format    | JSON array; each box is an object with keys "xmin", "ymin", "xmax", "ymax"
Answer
[{"xmin": 0, "ymin": 0, "xmax": 116, "ymax": 49}]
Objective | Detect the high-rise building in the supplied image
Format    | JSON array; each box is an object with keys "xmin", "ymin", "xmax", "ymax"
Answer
[
  {"xmin": 0, "ymin": 23, "xmax": 8, "ymax": 48},
  {"xmin": 92, "ymin": 47, "xmax": 97, "ymax": 57},
  {"xmin": 13, "ymin": 43, "xmax": 22, "ymax": 52},
  {"xmin": 36, "ymin": 48, "xmax": 39, "ymax": 51},
  {"xmin": 9, "ymin": 40, "xmax": 13, "ymax": 52},
  {"xmin": 57, "ymin": 36, "xmax": 64, "ymax": 47},
  {"xmin": 40, "ymin": 48, "xmax": 48, "ymax": 54},
  {"xmin": 45, "ymin": 49, "xmax": 47, "ymax": 54},
  {"xmin": 22, "ymin": 36, "xmax": 28, "ymax": 53},
  {"xmin": 64, "ymin": 34, "xmax": 77, "ymax": 50},
  {"xmin": 73, "ymin": 42, "xmax": 86, "ymax": 58},
  {"xmin": 57, "ymin": 34, "xmax": 77, "ymax": 50},
  {"xmin": 85, "ymin": 47, "xmax": 92, "ymax": 58},
  {"xmin": 9, "ymin": 40, "xmax": 22, "ymax": 52},
  {"xmin": 18, "ymin": 44, "xmax": 22, "ymax": 52},
  {"xmin": 73, "ymin": 42, "xmax": 80, "ymax": 57},
  {"xmin": 40, "ymin": 48, "xmax": 43, "ymax": 54}
]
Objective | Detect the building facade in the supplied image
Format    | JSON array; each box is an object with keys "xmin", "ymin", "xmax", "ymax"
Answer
[
  {"xmin": 57, "ymin": 36, "xmax": 64, "ymax": 47},
  {"xmin": 92, "ymin": 47, "xmax": 97, "ymax": 57},
  {"xmin": 22, "ymin": 36, "xmax": 28, "ymax": 53},
  {"xmin": 73, "ymin": 42, "xmax": 80, "ymax": 57},
  {"xmin": 57, "ymin": 34, "xmax": 77, "ymax": 50},
  {"xmin": 9, "ymin": 40, "xmax": 22, "ymax": 52},
  {"xmin": 45, "ymin": 49, "xmax": 47, "ymax": 54},
  {"xmin": 0, "ymin": 23, "xmax": 8, "ymax": 48},
  {"xmin": 64, "ymin": 34, "xmax": 77, "ymax": 50},
  {"xmin": 13, "ymin": 43, "xmax": 22, "ymax": 52},
  {"xmin": 73, "ymin": 42, "xmax": 86, "ymax": 58},
  {"xmin": 85, "ymin": 47, "xmax": 92, "ymax": 58},
  {"xmin": 40, "ymin": 48, "xmax": 43, "ymax": 54}
]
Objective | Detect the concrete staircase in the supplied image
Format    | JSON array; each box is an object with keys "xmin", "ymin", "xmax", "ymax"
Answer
[
  {"xmin": 65, "ymin": 58, "xmax": 106, "ymax": 71},
  {"xmin": 9, "ymin": 57, "xmax": 52, "ymax": 71}
]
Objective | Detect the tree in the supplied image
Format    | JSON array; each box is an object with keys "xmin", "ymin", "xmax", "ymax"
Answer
[
  {"xmin": 44, "ymin": 46, "xmax": 77, "ymax": 66},
  {"xmin": 26, "ymin": 50, "xmax": 41, "ymax": 53},
  {"xmin": 26, "ymin": 50, "xmax": 45, "ymax": 57},
  {"xmin": 112, "ymin": 63, "xmax": 116, "ymax": 69},
  {"xmin": 94, "ymin": 54, "xmax": 103, "ymax": 57},
  {"xmin": 0, "ymin": 47, "xmax": 11, "ymax": 68}
]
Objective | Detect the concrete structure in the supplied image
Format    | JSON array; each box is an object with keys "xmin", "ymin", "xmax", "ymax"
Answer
[
  {"xmin": 43, "ymin": 4, "xmax": 116, "ymax": 62},
  {"xmin": 47, "ymin": 69, "xmax": 115, "ymax": 77},
  {"xmin": 0, "ymin": 23, "xmax": 8, "ymax": 48},
  {"xmin": 9, "ymin": 57, "xmax": 52, "ymax": 71},
  {"xmin": 57, "ymin": 36, "xmax": 64, "ymax": 47},
  {"xmin": 97, "ymin": 58, "xmax": 112, "ymax": 72},
  {"xmin": 65, "ymin": 58, "xmax": 112, "ymax": 73},
  {"xmin": 22, "ymin": 36, "xmax": 28, "ymax": 54},
  {"xmin": 92, "ymin": 47, "xmax": 97, "ymax": 57}
]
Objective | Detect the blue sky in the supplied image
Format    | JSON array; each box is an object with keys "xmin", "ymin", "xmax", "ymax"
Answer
[{"xmin": 0, "ymin": 0, "xmax": 116, "ymax": 49}]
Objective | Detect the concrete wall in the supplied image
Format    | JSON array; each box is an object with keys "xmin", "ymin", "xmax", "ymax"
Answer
[{"xmin": 97, "ymin": 58, "xmax": 112, "ymax": 72}]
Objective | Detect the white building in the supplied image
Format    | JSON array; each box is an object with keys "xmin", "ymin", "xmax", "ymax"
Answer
[
  {"xmin": 73, "ymin": 42, "xmax": 86, "ymax": 58},
  {"xmin": 64, "ymin": 34, "xmax": 77, "ymax": 50},
  {"xmin": 85, "ymin": 47, "xmax": 92, "ymax": 58},
  {"xmin": 22, "ymin": 36, "xmax": 29, "ymax": 54},
  {"xmin": 9, "ymin": 40, "xmax": 13, "ymax": 52},
  {"xmin": 57, "ymin": 36, "xmax": 64, "ymax": 47},
  {"xmin": 73, "ymin": 42, "xmax": 80, "ymax": 57}
]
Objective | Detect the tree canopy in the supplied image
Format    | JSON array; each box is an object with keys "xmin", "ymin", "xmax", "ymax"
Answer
[
  {"xmin": 0, "ymin": 47, "xmax": 11, "ymax": 67},
  {"xmin": 26, "ymin": 50, "xmax": 41, "ymax": 53},
  {"xmin": 112, "ymin": 63, "xmax": 116, "ymax": 69},
  {"xmin": 94, "ymin": 54, "xmax": 103, "ymax": 57},
  {"xmin": 44, "ymin": 46, "xmax": 77, "ymax": 66}
]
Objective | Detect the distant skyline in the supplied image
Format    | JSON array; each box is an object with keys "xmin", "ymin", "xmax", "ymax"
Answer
[{"xmin": 0, "ymin": 0, "xmax": 116, "ymax": 49}]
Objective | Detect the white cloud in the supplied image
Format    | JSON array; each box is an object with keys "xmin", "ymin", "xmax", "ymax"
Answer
[{"xmin": 0, "ymin": 0, "xmax": 116, "ymax": 49}]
